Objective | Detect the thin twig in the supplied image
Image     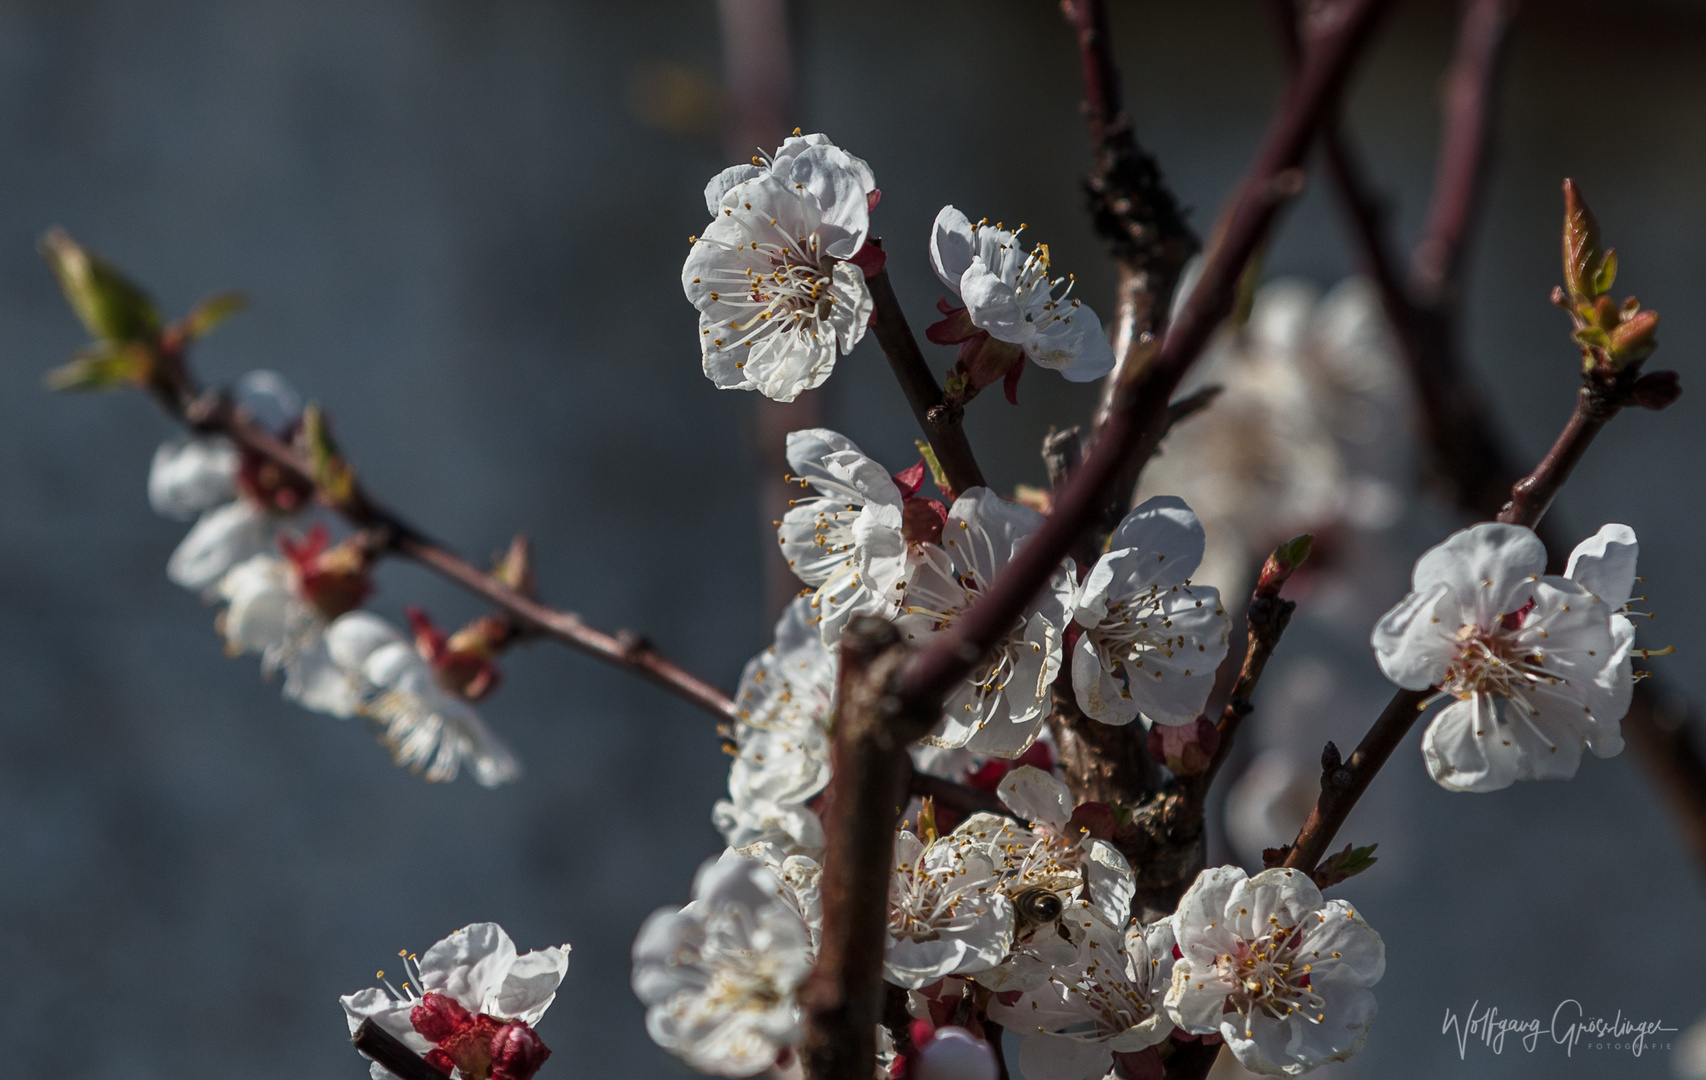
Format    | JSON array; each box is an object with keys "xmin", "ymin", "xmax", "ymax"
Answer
[
  {"xmin": 898, "ymin": 0, "xmax": 1394, "ymax": 716},
  {"xmin": 907, "ymin": 767, "xmax": 1017, "ymax": 820},
  {"xmin": 864, "ymin": 251, "xmax": 987, "ymax": 496},
  {"xmin": 161, "ymin": 363, "xmax": 738, "ymax": 722},
  {"xmin": 352, "ymin": 1018, "xmax": 444, "ymax": 1080}
]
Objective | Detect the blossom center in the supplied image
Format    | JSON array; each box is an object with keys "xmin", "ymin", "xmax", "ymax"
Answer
[
  {"xmin": 1214, "ymin": 924, "xmax": 1325, "ymax": 1029},
  {"xmin": 1440, "ymin": 622, "xmax": 1556, "ymax": 709}
]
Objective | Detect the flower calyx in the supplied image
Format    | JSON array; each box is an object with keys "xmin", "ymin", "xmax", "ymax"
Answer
[
  {"xmin": 279, "ymin": 525, "xmax": 374, "ymax": 620},
  {"xmin": 407, "ymin": 607, "xmax": 505, "ymax": 701},
  {"xmin": 410, "ymin": 991, "xmax": 551, "ymax": 1080}
]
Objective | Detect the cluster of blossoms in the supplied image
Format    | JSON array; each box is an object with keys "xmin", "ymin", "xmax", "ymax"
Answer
[{"xmin": 147, "ymin": 371, "xmax": 519, "ymax": 786}]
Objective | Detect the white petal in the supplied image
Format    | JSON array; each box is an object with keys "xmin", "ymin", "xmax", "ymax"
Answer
[
  {"xmin": 929, "ymin": 205, "xmax": 976, "ymax": 297},
  {"xmin": 168, "ymin": 501, "xmax": 276, "ymax": 594},
  {"xmin": 1412, "ymin": 522, "xmax": 1546, "ymax": 627},
  {"xmin": 417, "ymin": 922, "xmax": 519, "ymax": 1012},
  {"xmin": 148, "ymin": 438, "xmax": 238, "ymax": 520},
  {"xmin": 1370, "ymin": 583, "xmax": 1455, "ymax": 690},
  {"xmin": 1564, "ymin": 523, "xmax": 1638, "ymax": 609},
  {"xmin": 1421, "ymin": 696, "xmax": 1525, "ymax": 792},
  {"xmin": 495, "ymin": 944, "xmax": 572, "ymax": 1025},
  {"xmin": 234, "ymin": 370, "xmax": 303, "ymax": 434},
  {"xmin": 996, "ymin": 765, "xmax": 1073, "ymax": 829}
]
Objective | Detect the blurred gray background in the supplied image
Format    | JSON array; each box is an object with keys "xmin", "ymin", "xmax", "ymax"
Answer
[{"xmin": 1, "ymin": 1, "xmax": 1702, "ymax": 1077}]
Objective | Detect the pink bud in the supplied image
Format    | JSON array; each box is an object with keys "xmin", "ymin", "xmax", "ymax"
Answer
[
  {"xmin": 491, "ymin": 1020, "xmax": 552, "ymax": 1080},
  {"xmin": 1147, "ymin": 716, "xmax": 1221, "ymax": 777},
  {"xmin": 914, "ymin": 1028, "xmax": 995, "ymax": 1080},
  {"xmin": 410, "ymin": 992, "xmax": 471, "ymax": 1043}
]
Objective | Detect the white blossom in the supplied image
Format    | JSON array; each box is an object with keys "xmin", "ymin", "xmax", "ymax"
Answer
[
  {"xmin": 150, "ymin": 370, "xmax": 311, "ymax": 593},
  {"xmin": 715, "ymin": 596, "xmax": 835, "ymax": 855},
  {"xmin": 928, "ymin": 205, "xmax": 1114, "ymax": 382},
  {"xmin": 1166, "ymin": 866, "xmax": 1384, "ymax": 1075},
  {"xmin": 987, "ymin": 914, "xmax": 1176, "ymax": 1080},
  {"xmin": 955, "ymin": 766, "xmax": 1134, "ymax": 993},
  {"xmin": 884, "ymin": 828, "xmax": 1014, "ymax": 988},
  {"xmin": 777, "ymin": 429, "xmax": 915, "ymax": 645},
  {"xmin": 633, "ymin": 852, "xmax": 815, "ymax": 1076},
  {"xmin": 1372, "ymin": 522, "xmax": 1636, "ymax": 792},
  {"xmin": 897, "ymin": 488, "xmax": 1075, "ymax": 758},
  {"xmin": 685, "ymin": 134, "xmax": 876, "ymax": 402},
  {"xmin": 215, "ymin": 530, "xmax": 370, "ymax": 718},
  {"xmin": 325, "ymin": 612, "xmax": 520, "ymax": 787},
  {"xmin": 341, "ymin": 922, "xmax": 569, "ymax": 1080},
  {"xmin": 1072, "ymin": 496, "xmax": 1230, "ymax": 727}
]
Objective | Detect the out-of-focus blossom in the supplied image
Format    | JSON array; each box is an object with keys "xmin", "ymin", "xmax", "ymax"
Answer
[
  {"xmin": 150, "ymin": 370, "xmax": 313, "ymax": 593},
  {"xmin": 633, "ymin": 853, "xmax": 815, "ymax": 1076},
  {"xmin": 325, "ymin": 611, "xmax": 519, "ymax": 787},
  {"xmin": 215, "ymin": 525, "xmax": 371, "ymax": 717},
  {"xmin": 341, "ymin": 922, "xmax": 568, "ymax": 1080},
  {"xmin": 1072, "ymin": 497, "xmax": 1229, "ymax": 728},
  {"xmin": 1167, "ymin": 866, "xmax": 1383, "ymax": 1075},
  {"xmin": 1137, "ymin": 277, "xmax": 1408, "ymax": 601},
  {"xmin": 1372, "ymin": 522, "xmax": 1636, "ymax": 792},
  {"xmin": 686, "ymin": 134, "xmax": 877, "ymax": 402}
]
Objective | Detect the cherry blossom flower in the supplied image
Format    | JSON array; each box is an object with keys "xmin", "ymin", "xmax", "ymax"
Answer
[
  {"xmin": 341, "ymin": 921, "xmax": 569, "ymax": 1080},
  {"xmin": 715, "ymin": 597, "xmax": 835, "ymax": 855},
  {"xmin": 324, "ymin": 610, "xmax": 519, "ymax": 787},
  {"xmin": 884, "ymin": 827, "xmax": 1014, "ymax": 988},
  {"xmin": 953, "ymin": 766, "xmax": 1134, "ymax": 993},
  {"xmin": 987, "ymin": 914, "xmax": 1176, "ymax": 1080},
  {"xmin": 214, "ymin": 526, "xmax": 371, "ymax": 717},
  {"xmin": 633, "ymin": 853, "xmax": 815, "ymax": 1076},
  {"xmin": 777, "ymin": 429, "xmax": 920, "ymax": 646},
  {"xmin": 1072, "ymin": 497, "xmax": 1229, "ymax": 728},
  {"xmin": 1166, "ymin": 865, "xmax": 1384, "ymax": 1075},
  {"xmin": 149, "ymin": 370, "xmax": 313, "ymax": 593},
  {"xmin": 1371, "ymin": 522, "xmax": 1637, "ymax": 792},
  {"xmin": 897, "ymin": 488, "xmax": 1075, "ymax": 758},
  {"xmin": 927, "ymin": 206, "xmax": 1114, "ymax": 386},
  {"xmin": 685, "ymin": 134, "xmax": 877, "ymax": 402}
]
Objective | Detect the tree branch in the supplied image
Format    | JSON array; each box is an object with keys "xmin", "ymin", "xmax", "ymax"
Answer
[
  {"xmin": 1065, "ymin": 0, "xmax": 1200, "ymax": 434},
  {"xmin": 898, "ymin": 0, "xmax": 1394, "ymax": 716},
  {"xmin": 800, "ymin": 617, "xmax": 931, "ymax": 1080},
  {"xmin": 352, "ymin": 1018, "xmax": 445, "ymax": 1080},
  {"xmin": 160, "ymin": 357, "xmax": 738, "ymax": 722},
  {"xmin": 864, "ymin": 251, "xmax": 987, "ymax": 496}
]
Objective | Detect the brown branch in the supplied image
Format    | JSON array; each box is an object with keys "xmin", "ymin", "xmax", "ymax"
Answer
[
  {"xmin": 1283, "ymin": 377, "xmax": 1634, "ymax": 874},
  {"xmin": 898, "ymin": 0, "xmax": 1394, "ymax": 716},
  {"xmin": 800, "ymin": 617, "xmax": 931, "ymax": 1080},
  {"xmin": 1066, "ymin": 0, "xmax": 1200, "ymax": 435},
  {"xmin": 907, "ymin": 767, "xmax": 1016, "ymax": 820},
  {"xmin": 160, "ymin": 361, "xmax": 738, "ymax": 722},
  {"xmin": 352, "ymin": 1018, "xmax": 445, "ymax": 1080},
  {"xmin": 1190, "ymin": 539, "xmax": 1308, "ymax": 800},
  {"xmin": 864, "ymin": 249, "xmax": 987, "ymax": 496}
]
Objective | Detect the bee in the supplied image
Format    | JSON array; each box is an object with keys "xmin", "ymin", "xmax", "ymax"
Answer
[{"xmin": 1012, "ymin": 885, "xmax": 1069, "ymax": 940}]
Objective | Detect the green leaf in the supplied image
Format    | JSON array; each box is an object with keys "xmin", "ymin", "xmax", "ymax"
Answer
[
  {"xmin": 914, "ymin": 440, "xmax": 952, "ymax": 497},
  {"xmin": 1312, "ymin": 842, "xmax": 1378, "ymax": 889},
  {"xmin": 181, "ymin": 291, "xmax": 247, "ymax": 340},
  {"xmin": 302, "ymin": 402, "xmax": 356, "ymax": 506},
  {"xmin": 1592, "ymin": 248, "xmax": 1618, "ymax": 297},
  {"xmin": 43, "ymin": 342, "xmax": 152, "ymax": 392},
  {"xmin": 39, "ymin": 228, "xmax": 161, "ymax": 344},
  {"xmin": 1571, "ymin": 326, "xmax": 1610, "ymax": 350}
]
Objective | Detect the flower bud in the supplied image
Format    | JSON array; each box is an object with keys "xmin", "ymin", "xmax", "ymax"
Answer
[
  {"xmin": 1631, "ymin": 369, "xmax": 1683, "ymax": 411},
  {"xmin": 914, "ymin": 1027, "xmax": 995, "ymax": 1080},
  {"xmin": 491, "ymin": 1020, "xmax": 552, "ymax": 1080},
  {"xmin": 410, "ymin": 992, "xmax": 471, "ymax": 1043},
  {"xmin": 1147, "ymin": 716, "xmax": 1220, "ymax": 776}
]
